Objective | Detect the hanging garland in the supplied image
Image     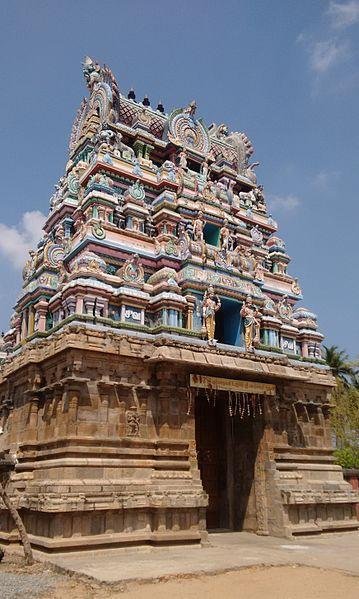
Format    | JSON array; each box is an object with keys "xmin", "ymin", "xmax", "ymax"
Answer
[{"xmin": 186, "ymin": 384, "xmax": 265, "ymax": 419}]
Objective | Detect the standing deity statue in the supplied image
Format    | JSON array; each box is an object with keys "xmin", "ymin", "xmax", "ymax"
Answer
[
  {"xmin": 202, "ymin": 285, "xmax": 221, "ymax": 345},
  {"xmin": 254, "ymin": 257, "xmax": 264, "ymax": 281},
  {"xmin": 179, "ymin": 149, "xmax": 188, "ymax": 170},
  {"xmin": 219, "ymin": 218, "xmax": 232, "ymax": 252},
  {"xmin": 226, "ymin": 179, "xmax": 236, "ymax": 204},
  {"xmin": 193, "ymin": 211, "xmax": 204, "ymax": 242},
  {"xmin": 201, "ymin": 157, "xmax": 210, "ymax": 179},
  {"xmin": 240, "ymin": 295, "xmax": 261, "ymax": 352}
]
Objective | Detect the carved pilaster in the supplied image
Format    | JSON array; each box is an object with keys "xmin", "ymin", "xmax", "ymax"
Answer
[
  {"xmin": 27, "ymin": 396, "xmax": 40, "ymax": 441},
  {"xmin": 66, "ymin": 387, "xmax": 80, "ymax": 435},
  {"xmin": 253, "ymin": 421, "xmax": 269, "ymax": 536}
]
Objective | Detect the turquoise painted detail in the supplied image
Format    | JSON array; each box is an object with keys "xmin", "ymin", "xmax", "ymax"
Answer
[
  {"xmin": 216, "ymin": 297, "xmax": 243, "ymax": 346},
  {"xmin": 204, "ymin": 223, "xmax": 220, "ymax": 246}
]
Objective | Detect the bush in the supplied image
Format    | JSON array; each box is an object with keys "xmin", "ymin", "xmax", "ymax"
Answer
[
  {"xmin": 330, "ymin": 383, "xmax": 359, "ymax": 448},
  {"xmin": 334, "ymin": 446, "xmax": 359, "ymax": 469}
]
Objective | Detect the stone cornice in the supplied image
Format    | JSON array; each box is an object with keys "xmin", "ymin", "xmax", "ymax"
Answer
[{"xmin": 0, "ymin": 323, "xmax": 334, "ymax": 389}]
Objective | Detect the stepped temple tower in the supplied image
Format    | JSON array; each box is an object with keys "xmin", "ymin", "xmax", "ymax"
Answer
[{"xmin": 0, "ymin": 57, "xmax": 357, "ymax": 551}]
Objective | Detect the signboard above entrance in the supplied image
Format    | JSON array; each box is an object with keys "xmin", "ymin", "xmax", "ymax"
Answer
[{"xmin": 190, "ymin": 374, "xmax": 276, "ymax": 396}]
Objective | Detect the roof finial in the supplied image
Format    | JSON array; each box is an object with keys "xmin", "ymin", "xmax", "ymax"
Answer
[{"xmin": 157, "ymin": 100, "xmax": 164, "ymax": 113}]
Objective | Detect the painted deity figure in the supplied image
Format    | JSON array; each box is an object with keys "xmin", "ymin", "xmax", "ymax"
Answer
[
  {"xmin": 193, "ymin": 211, "xmax": 204, "ymax": 242},
  {"xmin": 132, "ymin": 158, "xmax": 143, "ymax": 177},
  {"xmin": 179, "ymin": 149, "xmax": 188, "ymax": 170},
  {"xmin": 219, "ymin": 219, "xmax": 232, "ymax": 252},
  {"xmin": 74, "ymin": 213, "xmax": 87, "ymax": 239},
  {"xmin": 202, "ymin": 285, "xmax": 221, "ymax": 345},
  {"xmin": 201, "ymin": 157, "xmax": 210, "ymax": 179},
  {"xmin": 291, "ymin": 278, "xmax": 302, "ymax": 295},
  {"xmin": 58, "ymin": 261, "xmax": 69, "ymax": 285},
  {"xmin": 120, "ymin": 254, "xmax": 144, "ymax": 285},
  {"xmin": 183, "ymin": 100, "xmax": 197, "ymax": 117},
  {"xmin": 240, "ymin": 295, "xmax": 261, "ymax": 352},
  {"xmin": 226, "ymin": 179, "xmax": 235, "ymax": 204},
  {"xmin": 254, "ymin": 257, "xmax": 264, "ymax": 281},
  {"xmin": 254, "ymin": 185, "xmax": 266, "ymax": 212},
  {"xmin": 203, "ymin": 180, "xmax": 218, "ymax": 204},
  {"xmin": 22, "ymin": 250, "xmax": 38, "ymax": 281},
  {"xmin": 215, "ymin": 123, "xmax": 229, "ymax": 140},
  {"xmin": 277, "ymin": 294, "xmax": 293, "ymax": 322}
]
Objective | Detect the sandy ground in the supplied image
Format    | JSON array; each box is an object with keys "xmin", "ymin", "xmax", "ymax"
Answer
[
  {"xmin": 41, "ymin": 566, "xmax": 359, "ymax": 599},
  {"xmin": 2, "ymin": 546, "xmax": 359, "ymax": 599}
]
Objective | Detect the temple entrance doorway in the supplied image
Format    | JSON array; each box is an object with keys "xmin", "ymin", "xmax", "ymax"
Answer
[
  {"xmin": 215, "ymin": 298, "xmax": 242, "ymax": 347},
  {"xmin": 195, "ymin": 389, "xmax": 265, "ymax": 532}
]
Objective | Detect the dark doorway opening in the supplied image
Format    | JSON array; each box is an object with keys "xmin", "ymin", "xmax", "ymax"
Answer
[
  {"xmin": 195, "ymin": 392, "xmax": 264, "ymax": 532},
  {"xmin": 215, "ymin": 298, "xmax": 243, "ymax": 346},
  {"xmin": 195, "ymin": 393, "xmax": 229, "ymax": 529},
  {"xmin": 203, "ymin": 223, "xmax": 220, "ymax": 246}
]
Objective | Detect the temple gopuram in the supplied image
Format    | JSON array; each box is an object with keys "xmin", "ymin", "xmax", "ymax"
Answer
[{"xmin": 0, "ymin": 57, "xmax": 357, "ymax": 551}]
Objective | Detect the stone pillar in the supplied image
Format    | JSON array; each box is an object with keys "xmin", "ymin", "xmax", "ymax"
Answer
[
  {"xmin": 84, "ymin": 297, "xmax": 95, "ymax": 316},
  {"xmin": 157, "ymin": 509, "xmax": 166, "ymax": 532},
  {"xmin": 28, "ymin": 395, "xmax": 40, "ymax": 441},
  {"xmin": 185, "ymin": 295, "xmax": 196, "ymax": 330},
  {"xmin": 67, "ymin": 388, "xmax": 79, "ymax": 435},
  {"xmin": 34, "ymin": 299, "xmax": 49, "ymax": 333},
  {"xmin": 14, "ymin": 317, "xmax": 21, "ymax": 345},
  {"xmin": 21, "ymin": 309, "xmax": 28, "ymax": 340},
  {"xmin": 254, "ymin": 446, "xmax": 269, "ymax": 535},
  {"xmin": 0, "ymin": 407, "xmax": 6, "ymax": 434},
  {"xmin": 63, "ymin": 216, "xmax": 74, "ymax": 238},
  {"xmin": 53, "ymin": 388, "xmax": 64, "ymax": 437},
  {"xmin": 301, "ymin": 340, "xmax": 309, "ymax": 358},
  {"xmin": 98, "ymin": 390, "xmax": 109, "ymax": 436},
  {"xmin": 120, "ymin": 304, "xmax": 126, "ymax": 322},
  {"xmin": 133, "ymin": 140, "xmax": 144, "ymax": 159},
  {"xmin": 28, "ymin": 305, "xmax": 35, "ymax": 335},
  {"xmin": 66, "ymin": 297, "xmax": 77, "ymax": 315},
  {"xmin": 102, "ymin": 299, "xmax": 109, "ymax": 319},
  {"xmin": 143, "ymin": 143, "xmax": 154, "ymax": 161},
  {"xmin": 76, "ymin": 294, "xmax": 85, "ymax": 315}
]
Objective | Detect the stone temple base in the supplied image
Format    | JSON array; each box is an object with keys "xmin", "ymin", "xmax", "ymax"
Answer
[
  {"xmin": 0, "ymin": 436, "xmax": 206, "ymax": 551},
  {"xmin": 0, "ymin": 326, "xmax": 357, "ymax": 551}
]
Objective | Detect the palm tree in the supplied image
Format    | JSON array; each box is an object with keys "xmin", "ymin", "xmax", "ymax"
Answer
[{"xmin": 323, "ymin": 345, "xmax": 359, "ymax": 387}]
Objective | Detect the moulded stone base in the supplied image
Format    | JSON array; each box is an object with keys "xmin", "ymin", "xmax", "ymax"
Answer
[{"xmin": 0, "ymin": 506, "xmax": 205, "ymax": 551}]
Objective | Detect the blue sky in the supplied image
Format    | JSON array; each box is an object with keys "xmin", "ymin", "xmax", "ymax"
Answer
[{"xmin": 0, "ymin": 0, "xmax": 358, "ymax": 356}]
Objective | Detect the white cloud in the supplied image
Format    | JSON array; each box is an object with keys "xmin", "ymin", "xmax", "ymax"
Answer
[
  {"xmin": 0, "ymin": 211, "xmax": 46, "ymax": 269},
  {"xmin": 309, "ymin": 39, "xmax": 349, "ymax": 73},
  {"xmin": 313, "ymin": 169, "xmax": 340, "ymax": 189},
  {"xmin": 327, "ymin": 1, "xmax": 359, "ymax": 29},
  {"xmin": 268, "ymin": 195, "xmax": 301, "ymax": 211}
]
